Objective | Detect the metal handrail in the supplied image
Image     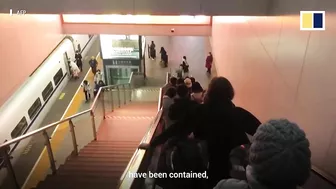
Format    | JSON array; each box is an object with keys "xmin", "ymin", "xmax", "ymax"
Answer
[{"xmin": 0, "ymin": 71, "xmax": 142, "ymax": 189}]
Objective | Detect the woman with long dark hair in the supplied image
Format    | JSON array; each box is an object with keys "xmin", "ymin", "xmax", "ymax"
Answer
[
  {"xmin": 160, "ymin": 47, "xmax": 168, "ymax": 67},
  {"xmin": 197, "ymin": 77, "xmax": 261, "ymax": 188}
]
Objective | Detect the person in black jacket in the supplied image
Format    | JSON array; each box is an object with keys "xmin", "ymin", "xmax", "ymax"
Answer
[
  {"xmin": 194, "ymin": 77, "xmax": 261, "ymax": 188},
  {"xmin": 140, "ymin": 77, "xmax": 260, "ymax": 189},
  {"xmin": 168, "ymin": 84, "xmax": 197, "ymax": 122},
  {"xmin": 75, "ymin": 50, "xmax": 83, "ymax": 72},
  {"xmin": 160, "ymin": 47, "xmax": 168, "ymax": 67}
]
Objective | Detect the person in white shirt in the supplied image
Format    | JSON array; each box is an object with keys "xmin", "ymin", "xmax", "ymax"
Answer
[
  {"xmin": 94, "ymin": 69, "xmax": 103, "ymax": 84},
  {"xmin": 69, "ymin": 60, "xmax": 80, "ymax": 79},
  {"xmin": 82, "ymin": 80, "xmax": 91, "ymax": 102}
]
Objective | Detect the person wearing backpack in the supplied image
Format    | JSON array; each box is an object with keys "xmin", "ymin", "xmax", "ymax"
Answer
[{"xmin": 180, "ymin": 56, "xmax": 189, "ymax": 77}]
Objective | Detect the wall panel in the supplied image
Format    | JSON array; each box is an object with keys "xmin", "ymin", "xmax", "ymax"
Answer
[
  {"xmin": 0, "ymin": 14, "xmax": 63, "ymax": 107},
  {"xmin": 211, "ymin": 14, "xmax": 336, "ymax": 180}
]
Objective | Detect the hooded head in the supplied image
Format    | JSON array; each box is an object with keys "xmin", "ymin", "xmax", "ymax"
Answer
[{"xmin": 248, "ymin": 119, "xmax": 311, "ymax": 189}]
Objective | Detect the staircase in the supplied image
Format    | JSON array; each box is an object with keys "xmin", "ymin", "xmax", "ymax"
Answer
[{"xmin": 34, "ymin": 102, "xmax": 158, "ymax": 189}]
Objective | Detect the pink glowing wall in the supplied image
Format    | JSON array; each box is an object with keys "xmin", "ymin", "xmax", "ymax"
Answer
[
  {"xmin": 0, "ymin": 14, "xmax": 63, "ymax": 107},
  {"xmin": 211, "ymin": 15, "xmax": 336, "ymax": 178}
]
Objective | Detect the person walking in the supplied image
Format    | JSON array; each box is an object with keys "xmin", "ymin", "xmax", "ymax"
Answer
[
  {"xmin": 89, "ymin": 56, "xmax": 98, "ymax": 75},
  {"xmin": 205, "ymin": 52, "xmax": 213, "ymax": 74}
]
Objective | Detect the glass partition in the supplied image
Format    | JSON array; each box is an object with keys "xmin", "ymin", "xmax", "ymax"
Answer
[{"xmin": 99, "ymin": 35, "xmax": 142, "ymax": 85}]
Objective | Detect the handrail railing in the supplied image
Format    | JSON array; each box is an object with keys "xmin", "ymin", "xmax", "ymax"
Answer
[
  {"xmin": 0, "ymin": 71, "xmax": 143, "ymax": 189},
  {"xmin": 118, "ymin": 71, "xmax": 171, "ymax": 189}
]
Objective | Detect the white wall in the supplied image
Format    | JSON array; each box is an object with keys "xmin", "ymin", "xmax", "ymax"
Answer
[{"xmin": 211, "ymin": 15, "xmax": 336, "ymax": 179}]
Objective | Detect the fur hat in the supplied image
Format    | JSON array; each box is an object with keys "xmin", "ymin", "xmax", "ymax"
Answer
[{"xmin": 249, "ymin": 119, "xmax": 311, "ymax": 187}]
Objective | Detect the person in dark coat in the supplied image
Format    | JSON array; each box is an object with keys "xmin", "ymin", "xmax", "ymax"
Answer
[
  {"xmin": 162, "ymin": 77, "xmax": 177, "ymax": 97},
  {"xmin": 168, "ymin": 84, "xmax": 197, "ymax": 122},
  {"xmin": 75, "ymin": 50, "xmax": 83, "ymax": 72},
  {"xmin": 89, "ymin": 56, "xmax": 98, "ymax": 75},
  {"xmin": 194, "ymin": 77, "xmax": 261, "ymax": 188},
  {"xmin": 160, "ymin": 47, "xmax": 168, "ymax": 67},
  {"xmin": 149, "ymin": 41, "xmax": 156, "ymax": 60},
  {"xmin": 205, "ymin": 52, "xmax": 213, "ymax": 74},
  {"xmin": 93, "ymin": 80, "xmax": 106, "ymax": 97}
]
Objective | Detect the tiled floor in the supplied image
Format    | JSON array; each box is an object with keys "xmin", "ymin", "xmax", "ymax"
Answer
[
  {"xmin": 144, "ymin": 36, "xmax": 216, "ymax": 88},
  {"xmin": 97, "ymin": 102, "xmax": 158, "ymax": 141}
]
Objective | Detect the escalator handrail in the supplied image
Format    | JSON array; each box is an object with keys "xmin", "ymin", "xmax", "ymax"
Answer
[
  {"xmin": 118, "ymin": 72, "xmax": 170, "ymax": 189},
  {"xmin": 118, "ymin": 109, "xmax": 163, "ymax": 189}
]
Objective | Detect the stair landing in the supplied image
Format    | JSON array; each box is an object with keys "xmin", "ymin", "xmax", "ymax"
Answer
[{"xmin": 97, "ymin": 102, "xmax": 158, "ymax": 141}]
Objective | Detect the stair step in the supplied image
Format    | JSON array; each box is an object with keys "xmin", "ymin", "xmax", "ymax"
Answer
[
  {"xmin": 87, "ymin": 142, "xmax": 139, "ymax": 147},
  {"xmin": 58, "ymin": 163, "xmax": 127, "ymax": 173},
  {"xmin": 57, "ymin": 168, "xmax": 123, "ymax": 177},
  {"xmin": 44, "ymin": 174, "xmax": 119, "ymax": 183},
  {"xmin": 91, "ymin": 140, "xmax": 139, "ymax": 144},
  {"xmin": 80, "ymin": 148, "xmax": 136, "ymax": 154},
  {"xmin": 36, "ymin": 178, "xmax": 118, "ymax": 189},
  {"xmin": 67, "ymin": 156, "xmax": 131, "ymax": 164},
  {"xmin": 84, "ymin": 144, "xmax": 137, "ymax": 150},
  {"xmin": 66, "ymin": 159, "xmax": 130, "ymax": 167},
  {"xmin": 79, "ymin": 150, "xmax": 135, "ymax": 156},
  {"xmin": 78, "ymin": 152, "xmax": 133, "ymax": 158}
]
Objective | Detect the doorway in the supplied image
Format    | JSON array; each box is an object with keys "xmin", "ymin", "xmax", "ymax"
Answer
[
  {"xmin": 106, "ymin": 65, "xmax": 139, "ymax": 85},
  {"xmin": 63, "ymin": 52, "xmax": 71, "ymax": 78}
]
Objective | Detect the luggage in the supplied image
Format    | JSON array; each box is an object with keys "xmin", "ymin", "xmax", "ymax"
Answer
[{"xmin": 230, "ymin": 144, "xmax": 250, "ymax": 180}]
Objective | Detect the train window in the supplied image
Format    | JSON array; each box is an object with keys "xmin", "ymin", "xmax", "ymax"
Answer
[
  {"xmin": 11, "ymin": 117, "xmax": 28, "ymax": 138},
  {"xmin": 53, "ymin": 68, "xmax": 63, "ymax": 86},
  {"xmin": 28, "ymin": 98, "xmax": 42, "ymax": 120},
  {"xmin": 42, "ymin": 82, "xmax": 54, "ymax": 101}
]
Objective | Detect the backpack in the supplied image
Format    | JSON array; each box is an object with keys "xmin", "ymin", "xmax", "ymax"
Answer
[
  {"xmin": 229, "ymin": 144, "xmax": 250, "ymax": 181},
  {"xmin": 165, "ymin": 138, "xmax": 209, "ymax": 173}
]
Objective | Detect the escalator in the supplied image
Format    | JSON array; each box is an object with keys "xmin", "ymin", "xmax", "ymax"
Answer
[{"xmin": 120, "ymin": 73, "xmax": 336, "ymax": 189}]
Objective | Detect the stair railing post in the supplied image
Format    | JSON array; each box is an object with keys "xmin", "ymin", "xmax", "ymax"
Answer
[
  {"xmin": 117, "ymin": 86, "xmax": 121, "ymax": 108},
  {"xmin": 90, "ymin": 110, "xmax": 97, "ymax": 140},
  {"xmin": 101, "ymin": 89, "xmax": 106, "ymax": 119},
  {"xmin": 129, "ymin": 83, "xmax": 132, "ymax": 102},
  {"xmin": 42, "ymin": 131, "xmax": 57, "ymax": 175},
  {"xmin": 1, "ymin": 147, "xmax": 19, "ymax": 189},
  {"xmin": 110, "ymin": 86, "xmax": 114, "ymax": 112},
  {"xmin": 123, "ymin": 84, "xmax": 126, "ymax": 105},
  {"xmin": 68, "ymin": 119, "xmax": 78, "ymax": 156}
]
